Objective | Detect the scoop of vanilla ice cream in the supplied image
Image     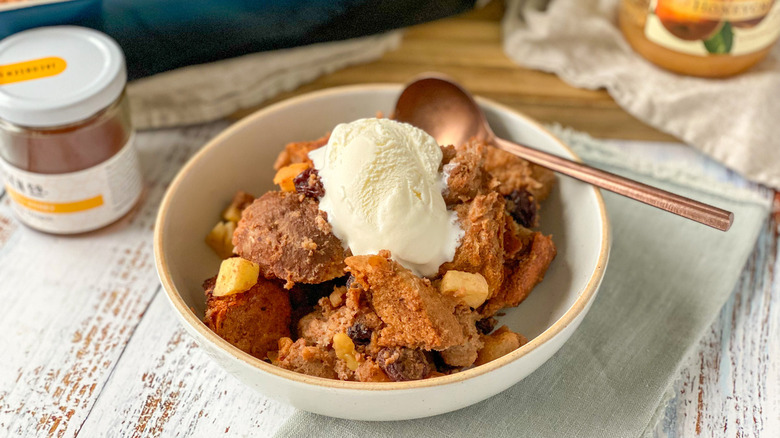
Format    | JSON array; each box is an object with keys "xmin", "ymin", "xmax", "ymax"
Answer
[{"xmin": 309, "ymin": 118, "xmax": 462, "ymax": 277}]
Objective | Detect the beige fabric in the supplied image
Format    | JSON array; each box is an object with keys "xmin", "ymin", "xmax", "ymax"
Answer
[
  {"xmin": 503, "ymin": 0, "xmax": 780, "ymax": 189},
  {"xmin": 126, "ymin": 32, "xmax": 402, "ymax": 130}
]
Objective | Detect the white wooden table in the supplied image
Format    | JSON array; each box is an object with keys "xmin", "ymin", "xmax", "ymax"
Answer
[{"xmin": 0, "ymin": 122, "xmax": 777, "ymax": 437}]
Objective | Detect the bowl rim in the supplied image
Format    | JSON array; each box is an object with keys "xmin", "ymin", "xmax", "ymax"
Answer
[{"xmin": 154, "ymin": 83, "xmax": 611, "ymax": 391}]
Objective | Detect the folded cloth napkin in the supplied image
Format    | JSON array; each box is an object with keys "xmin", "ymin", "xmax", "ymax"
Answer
[
  {"xmin": 503, "ymin": 0, "xmax": 780, "ymax": 190},
  {"xmin": 272, "ymin": 128, "xmax": 771, "ymax": 437},
  {"xmin": 126, "ymin": 32, "xmax": 401, "ymax": 130}
]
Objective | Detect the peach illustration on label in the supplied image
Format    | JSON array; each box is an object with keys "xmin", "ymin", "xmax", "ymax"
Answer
[{"xmin": 655, "ymin": 0, "xmax": 721, "ymax": 41}]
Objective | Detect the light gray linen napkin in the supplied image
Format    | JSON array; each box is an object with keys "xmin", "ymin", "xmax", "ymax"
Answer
[
  {"xmin": 503, "ymin": 0, "xmax": 780, "ymax": 190},
  {"xmin": 126, "ymin": 32, "xmax": 401, "ymax": 130},
  {"xmin": 272, "ymin": 129, "xmax": 771, "ymax": 438}
]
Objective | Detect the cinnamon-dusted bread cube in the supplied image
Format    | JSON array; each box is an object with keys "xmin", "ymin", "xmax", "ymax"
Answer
[
  {"xmin": 203, "ymin": 276, "xmax": 291, "ymax": 360},
  {"xmin": 439, "ymin": 192, "xmax": 506, "ymax": 299},
  {"xmin": 273, "ymin": 134, "xmax": 330, "ymax": 170},
  {"xmin": 271, "ymin": 337, "xmax": 337, "ymax": 379},
  {"xmin": 481, "ymin": 232, "xmax": 556, "ymax": 317},
  {"xmin": 354, "ymin": 357, "xmax": 392, "ymax": 382},
  {"xmin": 232, "ymin": 191, "xmax": 349, "ymax": 288},
  {"xmin": 484, "ymin": 145, "xmax": 555, "ymax": 202},
  {"xmin": 440, "ymin": 140, "xmax": 498, "ymax": 205},
  {"xmin": 503, "ymin": 214, "xmax": 535, "ymax": 262},
  {"xmin": 438, "ymin": 305, "xmax": 483, "ymax": 367},
  {"xmin": 346, "ymin": 252, "xmax": 466, "ymax": 350}
]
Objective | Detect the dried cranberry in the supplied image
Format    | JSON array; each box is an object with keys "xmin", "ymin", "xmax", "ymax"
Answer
[
  {"xmin": 505, "ymin": 189, "xmax": 537, "ymax": 228},
  {"xmin": 475, "ymin": 317, "xmax": 497, "ymax": 335},
  {"xmin": 294, "ymin": 167, "xmax": 325, "ymax": 198},
  {"xmin": 376, "ymin": 347, "xmax": 431, "ymax": 381},
  {"xmin": 347, "ymin": 322, "xmax": 372, "ymax": 345}
]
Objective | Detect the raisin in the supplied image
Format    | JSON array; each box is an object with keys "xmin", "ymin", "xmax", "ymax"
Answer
[
  {"xmin": 505, "ymin": 189, "xmax": 537, "ymax": 228},
  {"xmin": 475, "ymin": 317, "xmax": 497, "ymax": 335},
  {"xmin": 431, "ymin": 351, "xmax": 459, "ymax": 374},
  {"xmin": 294, "ymin": 167, "xmax": 325, "ymax": 198},
  {"xmin": 376, "ymin": 347, "xmax": 431, "ymax": 382},
  {"xmin": 347, "ymin": 322, "xmax": 372, "ymax": 345}
]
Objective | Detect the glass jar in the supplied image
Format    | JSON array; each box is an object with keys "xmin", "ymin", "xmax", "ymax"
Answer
[
  {"xmin": 0, "ymin": 26, "xmax": 143, "ymax": 234},
  {"xmin": 619, "ymin": 0, "xmax": 780, "ymax": 77}
]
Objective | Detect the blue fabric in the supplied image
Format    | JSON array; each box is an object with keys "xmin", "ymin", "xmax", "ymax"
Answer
[{"xmin": 0, "ymin": 0, "xmax": 474, "ymax": 80}]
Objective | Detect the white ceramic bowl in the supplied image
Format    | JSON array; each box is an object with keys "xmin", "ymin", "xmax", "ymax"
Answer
[{"xmin": 154, "ymin": 84, "xmax": 610, "ymax": 421}]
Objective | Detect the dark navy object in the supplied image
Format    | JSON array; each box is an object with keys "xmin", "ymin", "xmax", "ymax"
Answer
[
  {"xmin": 0, "ymin": 0, "xmax": 103, "ymax": 38},
  {"xmin": 1, "ymin": 0, "xmax": 474, "ymax": 80}
]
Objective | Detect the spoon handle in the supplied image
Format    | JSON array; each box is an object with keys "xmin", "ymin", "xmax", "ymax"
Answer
[{"xmin": 492, "ymin": 137, "xmax": 734, "ymax": 231}]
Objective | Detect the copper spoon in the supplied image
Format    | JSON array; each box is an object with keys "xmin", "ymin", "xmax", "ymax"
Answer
[{"xmin": 393, "ymin": 76, "xmax": 734, "ymax": 231}]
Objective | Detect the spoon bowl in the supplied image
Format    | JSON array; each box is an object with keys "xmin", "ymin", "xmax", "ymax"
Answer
[
  {"xmin": 394, "ymin": 74, "xmax": 734, "ymax": 231},
  {"xmin": 393, "ymin": 76, "xmax": 491, "ymax": 146}
]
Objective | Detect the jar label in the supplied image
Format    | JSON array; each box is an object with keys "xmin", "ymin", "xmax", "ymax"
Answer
[
  {"xmin": 644, "ymin": 0, "xmax": 780, "ymax": 56},
  {"xmin": 0, "ymin": 57, "xmax": 67, "ymax": 85},
  {"xmin": 1, "ymin": 134, "xmax": 143, "ymax": 234}
]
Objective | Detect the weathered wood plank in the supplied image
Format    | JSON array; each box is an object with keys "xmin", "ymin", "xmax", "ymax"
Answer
[
  {"xmin": 652, "ymin": 192, "xmax": 780, "ymax": 438},
  {"xmin": 78, "ymin": 293, "xmax": 295, "ymax": 437},
  {"xmin": 0, "ymin": 193, "xmax": 17, "ymax": 248},
  {"xmin": 403, "ymin": 20, "xmax": 500, "ymax": 42},
  {"xmin": 379, "ymin": 39, "xmax": 519, "ymax": 68},
  {"xmin": 0, "ymin": 122, "xmax": 229, "ymax": 438}
]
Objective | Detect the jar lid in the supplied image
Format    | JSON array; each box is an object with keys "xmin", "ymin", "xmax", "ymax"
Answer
[{"xmin": 0, "ymin": 26, "xmax": 126, "ymax": 127}]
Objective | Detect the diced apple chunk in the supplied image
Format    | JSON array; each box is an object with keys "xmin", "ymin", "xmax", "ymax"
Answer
[
  {"xmin": 222, "ymin": 191, "xmax": 254, "ymax": 222},
  {"xmin": 439, "ymin": 270, "xmax": 489, "ymax": 308},
  {"xmin": 332, "ymin": 332, "xmax": 360, "ymax": 371},
  {"xmin": 222, "ymin": 205, "xmax": 242, "ymax": 223},
  {"xmin": 213, "ymin": 257, "xmax": 260, "ymax": 297},
  {"xmin": 273, "ymin": 163, "xmax": 310, "ymax": 192},
  {"xmin": 223, "ymin": 221, "xmax": 236, "ymax": 246},
  {"xmin": 474, "ymin": 326, "xmax": 526, "ymax": 366},
  {"xmin": 208, "ymin": 191, "xmax": 253, "ymax": 259},
  {"xmin": 205, "ymin": 221, "xmax": 236, "ymax": 259}
]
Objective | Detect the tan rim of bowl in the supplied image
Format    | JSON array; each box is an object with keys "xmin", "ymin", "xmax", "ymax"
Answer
[{"xmin": 154, "ymin": 83, "xmax": 611, "ymax": 391}]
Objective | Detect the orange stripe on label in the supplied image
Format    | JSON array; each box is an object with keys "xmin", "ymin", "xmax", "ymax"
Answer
[
  {"xmin": 0, "ymin": 57, "xmax": 67, "ymax": 85},
  {"xmin": 6, "ymin": 187, "xmax": 103, "ymax": 213}
]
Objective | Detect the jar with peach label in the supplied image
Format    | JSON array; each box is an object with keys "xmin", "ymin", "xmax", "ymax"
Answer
[
  {"xmin": 619, "ymin": 0, "xmax": 780, "ymax": 77},
  {"xmin": 0, "ymin": 26, "xmax": 143, "ymax": 234}
]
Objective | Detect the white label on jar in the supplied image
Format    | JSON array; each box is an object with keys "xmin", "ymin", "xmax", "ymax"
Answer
[{"xmin": 0, "ymin": 134, "xmax": 143, "ymax": 234}]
